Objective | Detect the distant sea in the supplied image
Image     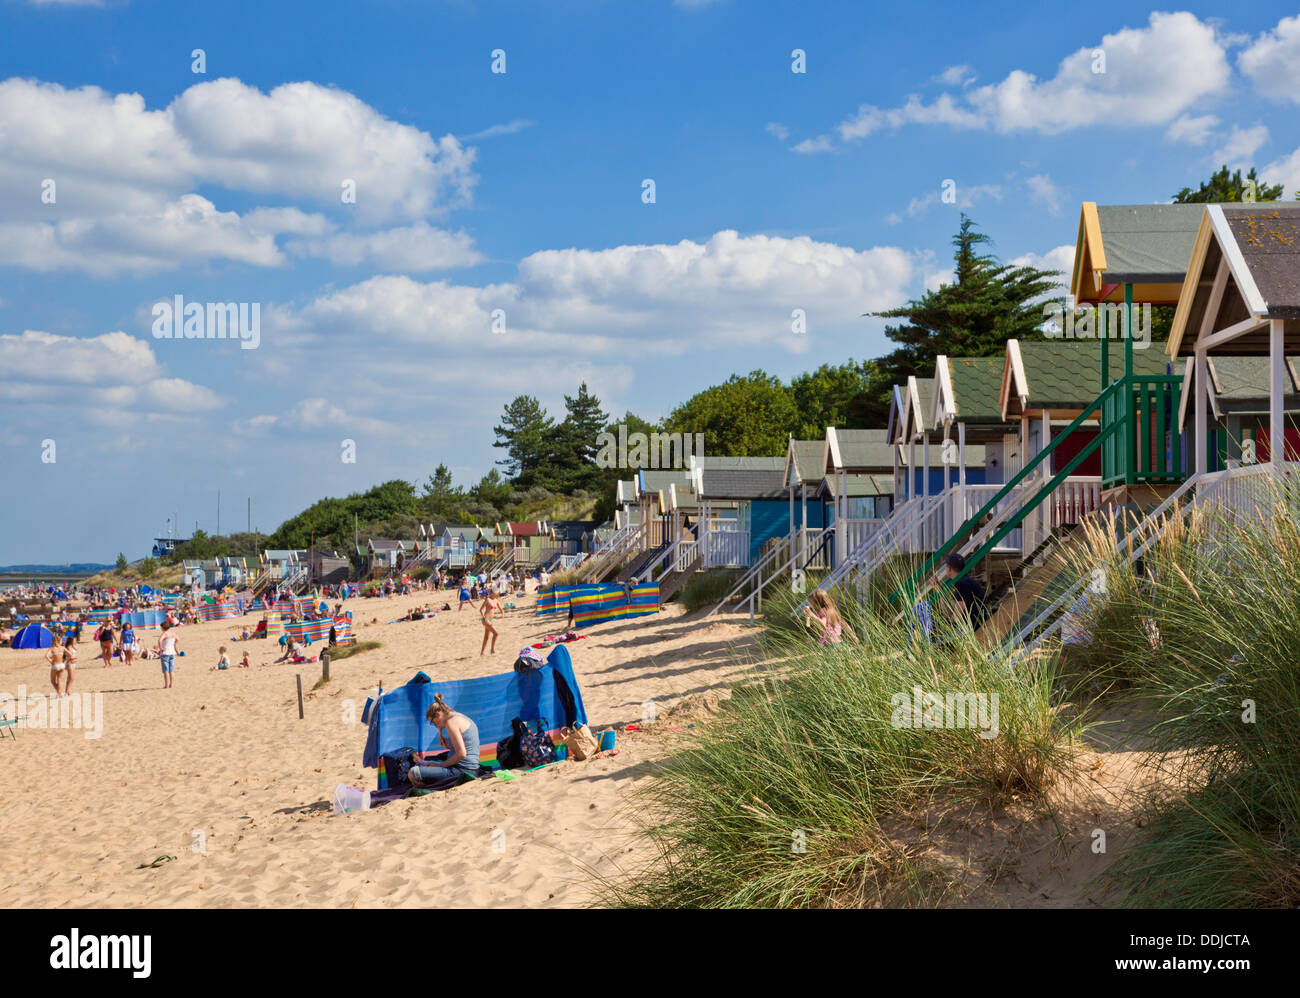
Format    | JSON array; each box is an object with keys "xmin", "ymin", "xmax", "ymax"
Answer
[{"xmin": 0, "ymin": 565, "xmax": 111, "ymax": 592}]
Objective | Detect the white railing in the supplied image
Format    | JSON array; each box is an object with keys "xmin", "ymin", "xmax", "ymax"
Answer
[
  {"xmin": 558, "ymin": 554, "xmax": 583, "ymax": 570},
  {"xmin": 1194, "ymin": 461, "xmax": 1300, "ymax": 524},
  {"xmin": 1050, "ymin": 476, "xmax": 1103, "ymax": 529},
  {"xmin": 709, "ymin": 535, "xmax": 796, "ymax": 618},
  {"xmin": 706, "ymin": 529, "xmax": 750, "ymax": 568},
  {"xmin": 841, "ymin": 518, "xmax": 887, "ymax": 554},
  {"xmin": 672, "ymin": 540, "xmax": 697, "ymax": 574},
  {"xmin": 796, "ymin": 526, "xmax": 830, "ymax": 570},
  {"xmin": 1004, "ymin": 474, "xmax": 1201, "ymax": 660},
  {"xmin": 806, "ymin": 493, "xmax": 941, "ymax": 608}
]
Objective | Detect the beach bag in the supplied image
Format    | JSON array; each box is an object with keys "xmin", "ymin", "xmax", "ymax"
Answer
[
  {"xmin": 496, "ymin": 718, "xmax": 528, "ymax": 770},
  {"xmin": 513, "ymin": 646, "xmax": 545, "ymax": 674},
  {"xmin": 557, "ymin": 722, "xmax": 599, "ymax": 761},
  {"xmin": 519, "ymin": 717, "xmax": 557, "ymax": 767},
  {"xmin": 381, "ymin": 747, "xmax": 420, "ymax": 789}
]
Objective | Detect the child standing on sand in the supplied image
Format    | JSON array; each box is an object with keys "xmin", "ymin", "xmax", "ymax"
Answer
[{"xmin": 120, "ymin": 620, "xmax": 136, "ymax": 665}]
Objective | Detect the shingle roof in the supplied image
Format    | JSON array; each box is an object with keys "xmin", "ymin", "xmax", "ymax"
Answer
[
  {"xmin": 1224, "ymin": 205, "xmax": 1300, "ymax": 320},
  {"xmin": 1089, "ymin": 204, "xmax": 1207, "ymax": 285},
  {"xmin": 697, "ymin": 467, "xmax": 787, "ymax": 500},
  {"xmin": 1208, "ymin": 355, "xmax": 1300, "ymax": 399},
  {"xmin": 829, "ymin": 428, "xmax": 894, "ymax": 472},
  {"xmin": 942, "ymin": 356, "xmax": 1007, "ymax": 424},
  {"xmin": 693, "ymin": 456, "xmax": 786, "ymax": 471},
  {"xmin": 1012, "ymin": 339, "xmax": 1170, "ymax": 412},
  {"xmin": 819, "ymin": 473, "xmax": 893, "ymax": 498},
  {"xmin": 506, "ymin": 521, "xmax": 541, "ymax": 537}
]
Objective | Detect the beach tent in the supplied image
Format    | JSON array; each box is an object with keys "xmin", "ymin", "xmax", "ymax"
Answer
[
  {"xmin": 361, "ymin": 644, "xmax": 587, "ymax": 767},
  {"xmin": 11, "ymin": 623, "xmax": 55, "ymax": 649},
  {"xmin": 138, "ymin": 585, "xmax": 155, "ymax": 594}
]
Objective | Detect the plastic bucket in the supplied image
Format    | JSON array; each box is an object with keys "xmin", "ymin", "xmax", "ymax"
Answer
[
  {"xmin": 332, "ymin": 783, "xmax": 371, "ymax": 815},
  {"xmin": 597, "ymin": 729, "xmax": 616, "ymax": 752}
]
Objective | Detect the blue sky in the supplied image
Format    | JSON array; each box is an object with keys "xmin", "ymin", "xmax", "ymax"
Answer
[{"xmin": 2, "ymin": 0, "xmax": 1299, "ymax": 563}]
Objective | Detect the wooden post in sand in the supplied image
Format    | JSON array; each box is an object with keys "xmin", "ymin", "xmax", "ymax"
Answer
[
  {"xmin": 295, "ymin": 673, "xmax": 304, "ymax": 719},
  {"xmin": 321, "ymin": 649, "xmax": 330, "ymax": 683}
]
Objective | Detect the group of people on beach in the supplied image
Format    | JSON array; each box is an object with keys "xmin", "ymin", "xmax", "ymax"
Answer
[{"xmin": 46, "ymin": 619, "xmax": 183, "ymax": 695}]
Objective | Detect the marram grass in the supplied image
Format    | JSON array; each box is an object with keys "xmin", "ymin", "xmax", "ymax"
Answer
[
  {"xmin": 1062, "ymin": 482, "xmax": 1300, "ymax": 907},
  {"xmin": 601, "ymin": 562, "xmax": 1078, "ymax": 908}
]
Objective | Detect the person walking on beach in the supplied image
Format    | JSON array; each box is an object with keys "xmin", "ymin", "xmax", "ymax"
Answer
[
  {"xmin": 98, "ymin": 620, "xmax": 115, "ymax": 667},
  {"xmin": 63, "ymin": 632, "xmax": 79, "ymax": 695},
  {"xmin": 120, "ymin": 620, "xmax": 136, "ymax": 665},
  {"xmin": 409, "ymin": 694, "xmax": 481, "ymax": 787},
  {"xmin": 47, "ymin": 635, "xmax": 66, "ymax": 697},
  {"xmin": 458, "ymin": 576, "xmax": 475, "ymax": 612},
  {"xmin": 480, "ymin": 591, "xmax": 502, "ymax": 656},
  {"xmin": 156, "ymin": 621, "xmax": 179, "ymax": 689}
]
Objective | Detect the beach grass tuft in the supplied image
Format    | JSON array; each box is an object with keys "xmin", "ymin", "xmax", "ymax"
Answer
[
  {"xmin": 601, "ymin": 560, "xmax": 1079, "ymax": 908},
  {"xmin": 327, "ymin": 640, "xmax": 381, "ymax": 661},
  {"xmin": 1064, "ymin": 484, "xmax": 1300, "ymax": 907}
]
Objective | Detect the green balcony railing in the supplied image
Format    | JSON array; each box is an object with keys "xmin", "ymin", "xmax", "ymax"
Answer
[{"xmin": 1100, "ymin": 374, "xmax": 1187, "ymax": 489}]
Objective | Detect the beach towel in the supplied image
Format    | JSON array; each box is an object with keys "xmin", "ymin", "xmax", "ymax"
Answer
[{"xmin": 362, "ymin": 644, "xmax": 587, "ymax": 768}]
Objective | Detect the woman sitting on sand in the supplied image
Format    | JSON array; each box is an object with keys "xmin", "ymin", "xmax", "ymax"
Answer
[
  {"xmin": 409, "ymin": 694, "xmax": 481, "ymax": 787},
  {"xmin": 803, "ymin": 589, "xmax": 857, "ymax": 646},
  {"xmin": 480, "ymin": 591, "xmax": 502, "ymax": 656}
]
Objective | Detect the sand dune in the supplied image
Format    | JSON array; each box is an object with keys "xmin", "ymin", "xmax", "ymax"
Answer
[{"xmin": 0, "ymin": 590, "xmax": 758, "ymax": 908}]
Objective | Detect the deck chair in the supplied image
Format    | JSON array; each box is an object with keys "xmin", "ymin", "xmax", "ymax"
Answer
[{"xmin": 0, "ymin": 709, "xmax": 20, "ymax": 740}]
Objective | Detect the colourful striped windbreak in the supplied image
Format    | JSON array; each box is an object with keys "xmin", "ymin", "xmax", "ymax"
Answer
[
  {"xmin": 265, "ymin": 612, "xmax": 283, "ymax": 640},
  {"xmin": 570, "ymin": 582, "xmax": 662, "ymax": 629},
  {"xmin": 87, "ymin": 608, "xmax": 117, "ymax": 622},
  {"xmin": 535, "ymin": 584, "xmax": 602, "ymax": 616},
  {"xmin": 284, "ymin": 613, "xmax": 355, "ymax": 645},
  {"xmin": 275, "ymin": 594, "xmax": 315, "ymax": 617},
  {"xmin": 121, "ymin": 609, "xmax": 167, "ymax": 631},
  {"xmin": 196, "ymin": 599, "xmax": 241, "ymax": 622}
]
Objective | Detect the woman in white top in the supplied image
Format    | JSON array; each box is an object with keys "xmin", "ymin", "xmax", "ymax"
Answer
[{"xmin": 156, "ymin": 622, "xmax": 179, "ymax": 689}]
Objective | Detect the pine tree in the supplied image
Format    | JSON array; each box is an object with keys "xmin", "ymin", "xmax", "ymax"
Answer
[
  {"xmin": 492, "ymin": 395, "xmax": 554, "ymax": 488},
  {"xmin": 864, "ymin": 214, "xmax": 1060, "ymax": 423},
  {"xmin": 548, "ymin": 382, "xmax": 609, "ymax": 492},
  {"xmin": 1173, "ymin": 165, "xmax": 1283, "ymax": 203}
]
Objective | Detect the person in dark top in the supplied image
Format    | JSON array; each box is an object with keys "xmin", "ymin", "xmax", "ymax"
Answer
[{"xmin": 942, "ymin": 553, "xmax": 989, "ymax": 632}]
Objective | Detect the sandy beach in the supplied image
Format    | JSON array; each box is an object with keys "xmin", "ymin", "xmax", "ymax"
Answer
[{"xmin": 0, "ymin": 592, "xmax": 758, "ymax": 908}]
